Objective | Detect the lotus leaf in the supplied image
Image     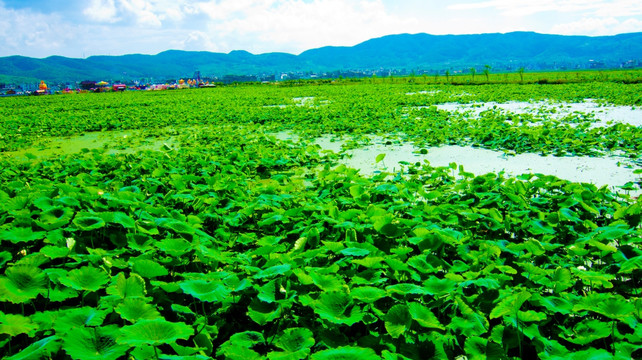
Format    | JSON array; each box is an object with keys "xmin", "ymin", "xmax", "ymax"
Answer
[
  {"xmin": 36, "ymin": 206, "xmax": 74, "ymax": 231},
  {"xmin": 106, "ymin": 272, "xmax": 147, "ymax": 299},
  {"xmin": 274, "ymin": 327, "xmax": 315, "ymax": 353},
  {"xmin": 115, "ymin": 297, "xmax": 162, "ymax": 323},
  {"xmin": 490, "ymin": 290, "xmax": 532, "ymax": 319},
  {"xmin": 254, "ymin": 263, "xmax": 291, "ymax": 279},
  {"xmin": 0, "ymin": 227, "xmax": 47, "ymax": 244},
  {"xmin": 310, "ymin": 346, "xmax": 380, "ymax": 360},
  {"xmin": 59, "ymin": 266, "xmax": 109, "ymax": 291},
  {"xmin": 72, "ymin": 215, "xmax": 106, "ymax": 231},
  {"xmin": 385, "ymin": 283, "xmax": 429, "ymax": 296},
  {"xmin": 4, "ymin": 335, "xmax": 60, "ymax": 360},
  {"xmin": 179, "ymin": 279, "xmax": 231, "ymax": 302},
  {"xmin": 118, "ymin": 319, "xmax": 193, "ymax": 346},
  {"xmin": 463, "ymin": 336, "xmax": 487, "ymax": 359},
  {"xmin": 351, "ymin": 286, "xmax": 387, "ymax": 303},
  {"xmin": 54, "ymin": 307, "xmax": 108, "ymax": 334},
  {"xmin": 384, "ymin": 304, "xmax": 412, "ymax": 338},
  {"xmin": 131, "ymin": 259, "xmax": 169, "ymax": 278},
  {"xmin": 63, "ymin": 325, "xmax": 129, "ymax": 360},
  {"xmin": 0, "ymin": 312, "xmax": 38, "ymax": 336},
  {"xmin": 0, "ymin": 265, "xmax": 46, "ymax": 303},
  {"xmin": 407, "ymin": 302, "xmax": 445, "ymax": 330},
  {"xmin": 248, "ymin": 299, "xmax": 282, "ymax": 325},
  {"xmin": 422, "ymin": 277, "xmax": 457, "ymax": 296}
]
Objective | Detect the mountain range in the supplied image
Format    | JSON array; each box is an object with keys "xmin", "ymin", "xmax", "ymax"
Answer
[{"xmin": 1, "ymin": 31, "xmax": 641, "ymax": 84}]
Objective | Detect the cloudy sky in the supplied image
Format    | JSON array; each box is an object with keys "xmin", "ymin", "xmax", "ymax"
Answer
[{"xmin": 1, "ymin": 0, "xmax": 641, "ymax": 58}]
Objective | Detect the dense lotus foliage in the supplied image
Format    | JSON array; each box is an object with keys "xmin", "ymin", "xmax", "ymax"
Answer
[{"xmin": 1, "ymin": 74, "xmax": 641, "ymax": 359}]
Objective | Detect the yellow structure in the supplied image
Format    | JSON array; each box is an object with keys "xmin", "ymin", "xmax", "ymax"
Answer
[{"xmin": 39, "ymin": 81, "xmax": 47, "ymax": 90}]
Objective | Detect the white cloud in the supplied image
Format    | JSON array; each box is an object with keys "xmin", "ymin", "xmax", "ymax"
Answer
[
  {"xmin": 449, "ymin": 0, "xmax": 642, "ymax": 17},
  {"xmin": 84, "ymin": 0, "xmax": 119, "ymax": 23},
  {"xmin": 118, "ymin": 0, "xmax": 162, "ymax": 27},
  {"xmin": 170, "ymin": 30, "xmax": 220, "ymax": 51},
  {"xmin": 552, "ymin": 16, "xmax": 642, "ymax": 34},
  {"xmin": 196, "ymin": 0, "xmax": 422, "ymax": 53},
  {"xmin": 0, "ymin": 3, "xmax": 76, "ymax": 57}
]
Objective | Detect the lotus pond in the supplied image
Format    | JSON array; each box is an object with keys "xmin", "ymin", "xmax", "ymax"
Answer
[{"xmin": 1, "ymin": 79, "xmax": 642, "ymax": 360}]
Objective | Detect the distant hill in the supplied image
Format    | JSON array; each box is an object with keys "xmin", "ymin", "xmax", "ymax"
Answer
[{"xmin": 1, "ymin": 31, "xmax": 641, "ymax": 84}]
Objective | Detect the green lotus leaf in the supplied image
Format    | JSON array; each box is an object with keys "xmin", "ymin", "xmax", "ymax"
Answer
[
  {"xmin": 106, "ymin": 272, "xmax": 146, "ymax": 299},
  {"xmin": 0, "ymin": 251, "xmax": 11, "ymax": 267},
  {"xmin": 526, "ymin": 219, "xmax": 555, "ymax": 235},
  {"xmin": 218, "ymin": 344, "xmax": 262, "ymax": 360},
  {"xmin": 48, "ymin": 285, "xmax": 78, "ymax": 302},
  {"xmin": 156, "ymin": 218, "xmax": 196, "ymax": 234},
  {"xmin": 36, "ymin": 206, "xmax": 74, "ymax": 231},
  {"xmin": 385, "ymin": 283, "xmax": 429, "ymax": 296},
  {"xmin": 33, "ymin": 196, "xmax": 55, "ymax": 210},
  {"xmin": 309, "ymin": 272, "xmax": 346, "ymax": 292},
  {"xmin": 4, "ymin": 335, "xmax": 60, "ymax": 360},
  {"xmin": 310, "ymin": 346, "xmax": 380, "ymax": 360},
  {"xmin": 312, "ymin": 291, "xmax": 363, "ymax": 326},
  {"xmin": 105, "ymin": 211, "xmax": 136, "ymax": 229},
  {"xmin": 54, "ymin": 307, "xmax": 108, "ymax": 334},
  {"xmin": 131, "ymin": 259, "xmax": 169, "ymax": 278},
  {"xmin": 561, "ymin": 319, "xmax": 611, "ymax": 345},
  {"xmin": 158, "ymin": 237, "xmax": 192, "ymax": 256},
  {"xmin": 450, "ymin": 314, "xmax": 488, "ymax": 337},
  {"xmin": 73, "ymin": 215, "xmax": 106, "ymax": 231},
  {"xmin": 385, "ymin": 304, "xmax": 412, "ymax": 338},
  {"xmin": 339, "ymin": 247, "xmax": 370, "ymax": 257},
  {"xmin": 116, "ymin": 298, "xmax": 162, "ymax": 323},
  {"xmin": 536, "ymin": 295, "xmax": 573, "ymax": 315},
  {"xmin": 274, "ymin": 327, "xmax": 315, "ymax": 353},
  {"xmin": 54, "ymin": 196, "xmax": 81, "ymax": 208},
  {"xmin": 254, "ymin": 264, "xmax": 292, "ymax": 279},
  {"xmin": 550, "ymin": 268, "xmax": 573, "ymax": 293},
  {"xmin": 407, "ymin": 255, "xmax": 436, "ymax": 274},
  {"xmin": 257, "ymin": 279, "xmax": 277, "ymax": 303},
  {"xmin": 30, "ymin": 310, "xmax": 59, "ymax": 331},
  {"xmin": 268, "ymin": 349, "xmax": 311, "ymax": 360},
  {"xmin": 135, "ymin": 220, "xmax": 160, "ymax": 235},
  {"xmin": 63, "ymin": 325, "xmax": 129, "ymax": 360},
  {"xmin": 179, "ymin": 279, "xmax": 231, "ymax": 302},
  {"xmin": 592, "ymin": 296, "xmax": 636, "ymax": 320},
  {"xmin": 464, "ymin": 336, "xmax": 487, "ymax": 359},
  {"xmin": 490, "ymin": 290, "xmax": 532, "ymax": 319},
  {"xmin": 159, "ymin": 355, "xmax": 211, "ymax": 360},
  {"xmin": 0, "ymin": 227, "xmax": 47, "ymax": 244},
  {"xmin": 39, "ymin": 245, "xmax": 70, "ymax": 259},
  {"xmin": 619, "ymin": 255, "xmax": 642, "ymax": 274},
  {"xmin": 171, "ymin": 304, "xmax": 195, "ymax": 316},
  {"xmin": 248, "ymin": 299, "xmax": 282, "ymax": 326},
  {"xmin": 118, "ymin": 319, "xmax": 193, "ymax": 347},
  {"xmin": 407, "ymin": 302, "xmax": 444, "ymax": 330},
  {"xmin": 517, "ymin": 310, "xmax": 547, "ymax": 322},
  {"xmin": 423, "ymin": 277, "xmax": 457, "ymax": 296},
  {"xmin": 0, "ymin": 313, "xmax": 38, "ymax": 336},
  {"xmin": 350, "ymin": 286, "xmax": 387, "ymax": 303},
  {"xmin": 0, "ymin": 265, "xmax": 46, "ymax": 303},
  {"xmin": 226, "ymin": 331, "xmax": 265, "ymax": 347},
  {"xmin": 59, "ymin": 266, "xmax": 109, "ymax": 291}
]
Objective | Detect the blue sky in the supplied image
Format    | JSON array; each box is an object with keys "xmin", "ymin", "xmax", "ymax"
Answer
[{"xmin": 1, "ymin": 0, "xmax": 641, "ymax": 58}]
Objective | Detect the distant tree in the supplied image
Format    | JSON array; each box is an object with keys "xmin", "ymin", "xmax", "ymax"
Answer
[
  {"xmin": 483, "ymin": 65, "xmax": 491, "ymax": 82},
  {"xmin": 470, "ymin": 67, "xmax": 476, "ymax": 82},
  {"xmin": 518, "ymin": 67, "xmax": 525, "ymax": 83},
  {"xmin": 79, "ymin": 80, "xmax": 96, "ymax": 90},
  {"xmin": 445, "ymin": 70, "xmax": 450, "ymax": 83}
]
